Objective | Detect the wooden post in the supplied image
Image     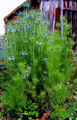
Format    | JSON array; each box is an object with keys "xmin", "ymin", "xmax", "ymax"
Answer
[{"xmin": 60, "ymin": 0, "xmax": 63, "ymax": 39}]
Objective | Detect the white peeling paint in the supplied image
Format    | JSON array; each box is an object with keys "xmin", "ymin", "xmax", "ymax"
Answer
[
  {"xmin": 0, "ymin": 19, "xmax": 6, "ymax": 36},
  {"xmin": 0, "ymin": 0, "xmax": 26, "ymax": 36}
]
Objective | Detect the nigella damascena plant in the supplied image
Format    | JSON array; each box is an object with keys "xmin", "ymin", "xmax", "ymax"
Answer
[
  {"xmin": 43, "ymin": 78, "xmax": 46, "ymax": 82},
  {"xmin": 7, "ymin": 28, "xmax": 10, "ymax": 32},
  {"xmin": 50, "ymin": 40, "xmax": 52, "ymax": 42},
  {"xmin": 24, "ymin": 26, "xmax": 32, "ymax": 30},
  {"xmin": 30, "ymin": 16, "xmax": 37, "ymax": 20},
  {"xmin": 8, "ymin": 42, "xmax": 14, "ymax": 48},
  {"xmin": 1, "ymin": 37, "xmax": 4, "ymax": 40},
  {"xmin": 1, "ymin": 37, "xmax": 8, "ymax": 40},
  {"xmin": 48, "ymin": 32, "xmax": 52, "ymax": 35},
  {"xmin": 29, "ymin": 10, "xmax": 34, "ymax": 14},
  {"xmin": 24, "ymin": 75, "xmax": 26, "ymax": 79},
  {"xmin": 26, "ymin": 26, "xmax": 32, "ymax": 29},
  {"xmin": 43, "ymin": 34, "xmax": 47, "ymax": 37},
  {"xmin": 8, "ymin": 45, "xmax": 12, "ymax": 48},
  {"xmin": 19, "ymin": 21, "xmax": 24, "ymax": 24},
  {"xmin": 1, "ymin": 37, "xmax": 7, "ymax": 40},
  {"xmin": 26, "ymin": 15, "xmax": 31, "ymax": 19},
  {"xmin": 8, "ymin": 57, "xmax": 15, "ymax": 61},
  {"xmin": 17, "ymin": 12, "xmax": 23, "ymax": 16},
  {"xmin": 4, "ymin": 37, "xmax": 8, "ymax": 40},
  {"xmin": 45, "ymin": 58, "xmax": 48, "ymax": 61},
  {"xmin": 19, "ymin": 21, "xmax": 22, "ymax": 24},
  {"xmin": 16, "ymin": 29, "xmax": 19, "ymax": 32},
  {"xmin": 19, "ymin": 18, "xmax": 23, "ymax": 20},
  {"xmin": 21, "ymin": 52, "xmax": 27, "ymax": 56},
  {"xmin": 10, "ymin": 29, "xmax": 16, "ymax": 33},
  {"xmin": 11, "ymin": 42, "xmax": 14, "ymax": 45}
]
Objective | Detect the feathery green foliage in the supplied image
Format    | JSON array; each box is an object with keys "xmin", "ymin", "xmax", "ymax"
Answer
[{"xmin": 1, "ymin": 10, "xmax": 76, "ymax": 120}]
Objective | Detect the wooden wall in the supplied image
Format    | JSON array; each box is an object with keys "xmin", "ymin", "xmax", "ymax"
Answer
[{"xmin": 63, "ymin": 0, "xmax": 77, "ymax": 50}]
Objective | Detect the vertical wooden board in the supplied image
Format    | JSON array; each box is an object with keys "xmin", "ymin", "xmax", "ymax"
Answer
[
  {"xmin": 55, "ymin": 6, "xmax": 60, "ymax": 28},
  {"xmin": 40, "ymin": 0, "xmax": 60, "ymax": 30},
  {"xmin": 60, "ymin": 0, "xmax": 63, "ymax": 37}
]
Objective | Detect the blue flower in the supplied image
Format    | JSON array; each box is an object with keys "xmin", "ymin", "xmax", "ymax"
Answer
[
  {"xmin": 24, "ymin": 75, "xmax": 26, "ymax": 79},
  {"xmin": 1, "ymin": 37, "xmax": 7, "ymax": 40},
  {"xmin": 45, "ymin": 58, "xmax": 48, "ymax": 61},
  {"xmin": 26, "ymin": 26, "xmax": 32, "ymax": 31},
  {"xmin": 19, "ymin": 21, "xmax": 22, "ymax": 24},
  {"xmin": 20, "ymin": 12, "xmax": 23, "ymax": 16},
  {"xmin": 16, "ymin": 29, "xmax": 19, "ymax": 32},
  {"xmin": 24, "ymin": 53, "xmax": 27, "ymax": 55},
  {"xmin": 11, "ymin": 42, "xmax": 14, "ymax": 45},
  {"xmin": 21, "ymin": 52, "xmax": 27, "ymax": 56},
  {"xmin": 26, "ymin": 40, "xmax": 28, "ymax": 42},
  {"xmin": 26, "ymin": 16, "xmax": 31, "ymax": 19},
  {"xmin": 18, "ymin": 12, "xmax": 23, "ymax": 16},
  {"xmin": 29, "ymin": 11, "xmax": 33, "ymax": 14},
  {"xmin": 11, "ymin": 57, "xmax": 15, "ymax": 60},
  {"xmin": 32, "ymin": 16, "xmax": 35, "ymax": 19},
  {"xmin": 8, "ymin": 58, "xmax": 11, "ymax": 61},
  {"xmin": 7, "ymin": 28, "xmax": 10, "ymax": 31},
  {"xmin": 8, "ymin": 45, "xmax": 12, "ymax": 48},
  {"xmin": 26, "ymin": 26, "xmax": 30, "ymax": 29},
  {"xmin": 48, "ymin": 32, "xmax": 52, "ymax": 35},
  {"xmin": 43, "ymin": 34, "xmax": 47, "ymax": 37},
  {"xmin": 20, "ymin": 18, "xmax": 23, "ymax": 20},
  {"xmin": 8, "ymin": 57, "xmax": 15, "ymax": 61},
  {"xmin": 43, "ymin": 78, "xmax": 45, "ymax": 82},
  {"xmin": 4, "ymin": 37, "xmax": 7, "ymax": 40},
  {"xmin": 1, "ymin": 37, "xmax": 4, "ymax": 40},
  {"xmin": 50, "ymin": 40, "xmax": 52, "ymax": 42},
  {"xmin": 26, "ymin": 26, "xmax": 31, "ymax": 29},
  {"xmin": 10, "ymin": 29, "xmax": 16, "ymax": 33}
]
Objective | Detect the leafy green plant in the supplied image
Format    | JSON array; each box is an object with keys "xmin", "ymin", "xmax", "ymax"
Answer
[
  {"xmin": 18, "ymin": 100, "xmax": 39, "ymax": 120},
  {"xmin": 2, "ymin": 10, "xmax": 75, "ymax": 120},
  {"xmin": 1, "ymin": 63, "xmax": 26, "ymax": 118}
]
